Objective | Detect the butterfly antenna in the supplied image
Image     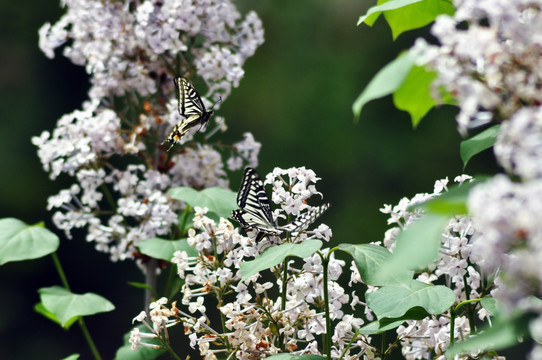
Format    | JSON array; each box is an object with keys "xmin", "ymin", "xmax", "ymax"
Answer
[{"xmin": 210, "ymin": 95, "xmax": 222, "ymax": 111}]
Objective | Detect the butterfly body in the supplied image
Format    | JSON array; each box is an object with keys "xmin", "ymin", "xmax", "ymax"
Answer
[
  {"xmin": 162, "ymin": 77, "xmax": 215, "ymax": 151},
  {"xmin": 232, "ymin": 167, "xmax": 330, "ymax": 242}
]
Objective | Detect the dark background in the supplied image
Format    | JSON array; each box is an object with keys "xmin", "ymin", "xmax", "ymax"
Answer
[{"xmin": 0, "ymin": 0, "xmax": 502, "ymax": 359}]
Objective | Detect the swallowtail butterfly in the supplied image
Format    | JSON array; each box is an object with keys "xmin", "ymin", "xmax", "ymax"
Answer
[
  {"xmin": 162, "ymin": 77, "xmax": 219, "ymax": 151},
  {"xmin": 232, "ymin": 167, "xmax": 330, "ymax": 242}
]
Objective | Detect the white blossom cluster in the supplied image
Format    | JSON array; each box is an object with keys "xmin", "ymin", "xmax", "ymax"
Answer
[
  {"xmin": 34, "ymin": 0, "xmax": 264, "ymax": 261},
  {"xmin": 413, "ymin": 0, "xmax": 542, "ymax": 134},
  {"xmin": 39, "ymin": 0, "xmax": 264, "ymax": 100},
  {"xmin": 380, "ymin": 175, "xmax": 505, "ymax": 360},
  {"xmin": 494, "ymin": 106, "xmax": 542, "ymax": 180},
  {"xmin": 409, "ymin": 2, "xmax": 542, "ymax": 355},
  {"xmin": 410, "ymin": 1, "xmax": 542, "ymax": 358},
  {"xmin": 132, "ymin": 167, "xmax": 375, "ymax": 359},
  {"xmin": 467, "ymin": 173, "xmax": 542, "ymax": 360},
  {"xmin": 468, "ymin": 175, "xmax": 542, "ymax": 359}
]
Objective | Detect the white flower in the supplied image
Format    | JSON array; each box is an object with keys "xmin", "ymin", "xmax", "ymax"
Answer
[
  {"xmin": 495, "ymin": 106, "xmax": 542, "ymax": 179},
  {"xmin": 188, "ymin": 296, "xmax": 206, "ymax": 314}
]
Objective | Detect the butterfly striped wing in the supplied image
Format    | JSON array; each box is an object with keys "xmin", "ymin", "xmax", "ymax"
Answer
[
  {"xmin": 232, "ymin": 167, "xmax": 281, "ymax": 238},
  {"xmin": 232, "ymin": 167, "xmax": 330, "ymax": 241},
  {"xmin": 162, "ymin": 77, "xmax": 214, "ymax": 151},
  {"xmin": 279, "ymin": 202, "xmax": 331, "ymax": 233}
]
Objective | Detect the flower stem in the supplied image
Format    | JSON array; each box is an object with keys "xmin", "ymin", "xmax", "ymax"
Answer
[
  {"xmin": 318, "ymin": 250, "xmax": 332, "ymax": 360},
  {"xmin": 462, "ymin": 274, "xmax": 476, "ymax": 332},
  {"xmin": 449, "ymin": 298, "xmax": 482, "ymax": 346},
  {"xmin": 51, "ymin": 252, "xmax": 70, "ymax": 291},
  {"xmin": 280, "ymin": 256, "xmax": 290, "ymax": 351},
  {"xmin": 338, "ymin": 329, "xmax": 360, "ymax": 360},
  {"xmin": 51, "ymin": 253, "xmax": 102, "ymax": 360},
  {"xmin": 78, "ymin": 318, "xmax": 103, "ymax": 360}
]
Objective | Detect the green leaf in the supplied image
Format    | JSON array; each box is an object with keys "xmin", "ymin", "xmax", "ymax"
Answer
[
  {"xmin": 169, "ymin": 186, "xmax": 237, "ymax": 218},
  {"xmin": 138, "ymin": 237, "xmax": 198, "ymax": 261},
  {"xmin": 34, "ymin": 301, "xmax": 78, "ymax": 329},
  {"xmin": 61, "ymin": 355, "xmax": 80, "ymax": 360},
  {"xmin": 240, "ymin": 240, "xmax": 322, "ymax": 281},
  {"xmin": 445, "ymin": 313, "xmax": 532, "ymax": 359},
  {"xmin": 0, "ymin": 218, "xmax": 59, "ymax": 265},
  {"xmin": 376, "ymin": 214, "xmax": 450, "ymax": 282},
  {"xmin": 460, "ymin": 125, "xmax": 500, "ymax": 169},
  {"xmin": 353, "ymin": 52, "xmax": 415, "ymax": 121},
  {"xmin": 338, "ymin": 243, "xmax": 412, "ymax": 286},
  {"xmin": 357, "ymin": 0, "xmax": 424, "ymax": 27},
  {"xmin": 415, "ymin": 179, "xmax": 485, "ymax": 216},
  {"xmin": 115, "ymin": 325, "xmax": 164, "ymax": 360},
  {"xmin": 359, "ymin": 307, "xmax": 430, "ymax": 334},
  {"xmin": 384, "ymin": 0, "xmax": 455, "ymax": 39},
  {"xmin": 367, "ymin": 280, "xmax": 456, "ymax": 318},
  {"xmin": 266, "ymin": 354, "xmax": 326, "ymax": 360},
  {"xmin": 39, "ymin": 286, "xmax": 115, "ymax": 327},
  {"xmin": 393, "ymin": 65, "xmax": 438, "ymax": 127},
  {"xmin": 480, "ymin": 297, "xmax": 499, "ymax": 316}
]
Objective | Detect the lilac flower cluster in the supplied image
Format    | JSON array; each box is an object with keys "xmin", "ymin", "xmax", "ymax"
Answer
[
  {"xmin": 130, "ymin": 167, "xmax": 376, "ymax": 359},
  {"xmin": 409, "ymin": 1, "xmax": 542, "ymax": 357},
  {"xmin": 35, "ymin": 0, "xmax": 264, "ymax": 261},
  {"xmin": 413, "ymin": 0, "xmax": 542, "ymax": 134},
  {"xmin": 380, "ymin": 175, "xmax": 503, "ymax": 359},
  {"xmin": 39, "ymin": 0, "xmax": 264, "ymax": 100},
  {"xmin": 468, "ymin": 176, "xmax": 542, "ymax": 358}
]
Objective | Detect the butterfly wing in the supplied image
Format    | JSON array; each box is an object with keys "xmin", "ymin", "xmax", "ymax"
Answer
[
  {"xmin": 232, "ymin": 167, "xmax": 331, "ymax": 241},
  {"xmin": 279, "ymin": 203, "xmax": 331, "ymax": 233},
  {"xmin": 176, "ymin": 77, "xmax": 208, "ymax": 117},
  {"xmin": 232, "ymin": 167, "xmax": 282, "ymax": 238},
  {"xmin": 162, "ymin": 77, "xmax": 213, "ymax": 151}
]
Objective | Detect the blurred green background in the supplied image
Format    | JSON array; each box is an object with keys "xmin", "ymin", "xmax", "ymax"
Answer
[{"xmin": 0, "ymin": 0, "xmax": 501, "ymax": 359}]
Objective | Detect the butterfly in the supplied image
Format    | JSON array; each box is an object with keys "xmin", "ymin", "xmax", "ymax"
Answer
[
  {"xmin": 232, "ymin": 167, "xmax": 330, "ymax": 242},
  {"xmin": 162, "ymin": 77, "xmax": 219, "ymax": 152}
]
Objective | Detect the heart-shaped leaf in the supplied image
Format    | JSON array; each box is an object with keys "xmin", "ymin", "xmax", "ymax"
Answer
[
  {"xmin": 359, "ymin": 307, "xmax": 430, "ymax": 334},
  {"xmin": 241, "ymin": 240, "xmax": 322, "ymax": 281},
  {"xmin": 39, "ymin": 286, "xmax": 115, "ymax": 327},
  {"xmin": 338, "ymin": 243, "xmax": 412, "ymax": 285},
  {"xmin": 169, "ymin": 186, "xmax": 237, "ymax": 218},
  {"xmin": 367, "ymin": 280, "xmax": 455, "ymax": 318},
  {"xmin": 0, "ymin": 218, "xmax": 59, "ymax": 265},
  {"xmin": 138, "ymin": 237, "xmax": 197, "ymax": 261}
]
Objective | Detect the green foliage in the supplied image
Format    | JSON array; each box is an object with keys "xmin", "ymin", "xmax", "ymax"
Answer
[
  {"xmin": 357, "ymin": 0, "xmax": 424, "ymax": 27},
  {"xmin": 240, "ymin": 240, "xmax": 322, "ymax": 281},
  {"xmin": 446, "ymin": 313, "xmax": 532, "ymax": 359},
  {"xmin": 0, "ymin": 217, "xmax": 59, "ymax": 265},
  {"xmin": 338, "ymin": 243, "xmax": 413, "ymax": 286},
  {"xmin": 358, "ymin": 0, "xmax": 454, "ymax": 39},
  {"xmin": 375, "ymin": 214, "xmax": 450, "ymax": 282},
  {"xmin": 353, "ymin": 50, "xmax": 449, "ymax": 126},
  {"xmin": 359, "ymin": 307, "xmax": 430, "ymax": 334},
  {"xmin": 383, "ymin": 0, "xmax": 454, "ymax": 39},
  {"xmin": 61, "ymin": 355, "xmax": 80, "ymax": 360},
  {"xmin": 415, "ymin": 179, "xmax": 481, "ymax": 215},
  {"xmin": 460, "ymin": 125, "xmax": 500, "ymax": 168},
  {"xmin": 169, "ymin": 186, "xmax": 237, "ymax": 218},
  {"xmin": 34, "ymin": 301, "xmax": 79, "ymax": 329},
  {"xmin": 115, "ymin": 325, "xmax": 164, "ymax": 360},
  {"xmin": 353, "ymin": 52, "xmax": 415, "ymax": 122},
  {"xmin": 38, "ymin": 286, "xmax": 115, "ymax": 327},
  {"xmin": 393, "ymin": 65, "xmax": 438, "ymax": 127},
  {"xmin": 367, "ymin": 280, "xmax": 456, "ymax": 318},
  {"xmin": 137, "ymin": 237, "xmax": 197, "ymax": 261},
  {"xmin": 480, "ymin": 297, "xmax": 499, "ymax": 316}
]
